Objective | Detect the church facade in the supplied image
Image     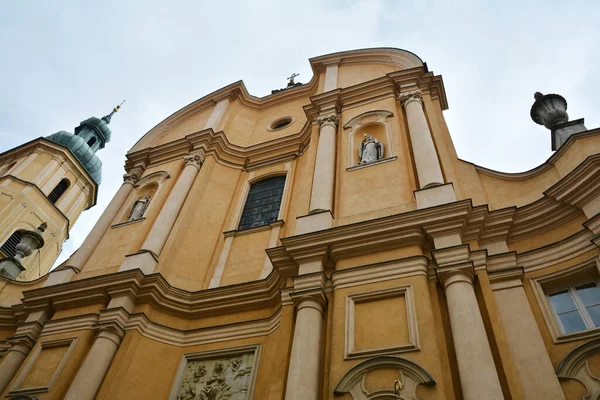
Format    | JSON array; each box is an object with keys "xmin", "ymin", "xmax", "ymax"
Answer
[{"xmin": 0, "ymin": 47, "xmax": 599, "ymax": 399}]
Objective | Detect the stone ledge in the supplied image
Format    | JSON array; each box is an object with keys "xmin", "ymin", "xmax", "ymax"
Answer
[{"xmin": 346, "ymin": 156, "xmax": 397, "ymax": 171}]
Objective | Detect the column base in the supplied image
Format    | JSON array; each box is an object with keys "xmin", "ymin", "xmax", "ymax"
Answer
[
  {"xmin": 119, "ymin": 250, "xmax": 158, "ymax": 275},
  {"xmin": 295, "ymin": 210, "xmax": 333, "ymax": 235},
  {"xmin": 43, "ymin": 266, "xmax": 78, "ymax": 287},
  {"xmin": 414, "ymin": 183, "xmax": 456, "ymax": 209}
]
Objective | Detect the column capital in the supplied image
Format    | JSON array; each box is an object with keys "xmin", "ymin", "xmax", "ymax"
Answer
[
  {"xmin": 289, "ymin": 288, "xmax": 328, "ymax": 315},
  {"xmin": 398, "ymin": 89, "xmax": 423, "ymax": 107},
  {"xmin": 435, "ymin": 262, "xmax": 475, "ymax": 290},
  {"xmin": 316, "ymin": 112, "xmax": 339, "ymax": 129},
  {"xmin": 183, "ymin": 152, "xmax": 204, "ymax": 170},
  {"xmin": 123, "ymin": 170, "xmax": 141, "ymax": 185}
]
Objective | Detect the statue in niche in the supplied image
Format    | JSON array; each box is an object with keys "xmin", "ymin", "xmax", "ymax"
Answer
[
  {"xmin": 128, "ymin": 194, "xmax": 151, "ymax": 221},
  {"xmin": 358, "ymin": 133, "xmax": 384, "ymax": 164}
]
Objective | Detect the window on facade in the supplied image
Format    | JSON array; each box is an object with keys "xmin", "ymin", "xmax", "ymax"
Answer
[
  {"xmin": 549, "ymin": 282, "xmax": 600, "ymax": 334},
  {"xmin": 0, "ymin": 231, "xmax": 23, "ymax": 258},
  {"xmin": 237, "ymin": 176, "xmax": 286, "ymax": 231},
  {"xmin": 87, "ymin": 137, "xmax": 97, "ymax": 147},
  {"xmin": 47, "ymin": 178, "xmax": 70, "ymax": 204}
]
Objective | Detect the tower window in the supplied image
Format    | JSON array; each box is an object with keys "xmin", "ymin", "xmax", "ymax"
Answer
[
  {"xmin": 47, "ymin": 179, "xmax": 70, "ymax": 204},
  {"xmin": 237, "ymin": 176, "xmax": 286, "ymax": 231},
  {"xmin": 549, "ymin": 282, "xmax": 600, "ymax": 334},
  {"xmin": 0, "ymin": 231, "xmax": 22, "ymax": 258},
  {"xmin": 87, "ymin": 137, "xmax": 97, "ymax": 147}
]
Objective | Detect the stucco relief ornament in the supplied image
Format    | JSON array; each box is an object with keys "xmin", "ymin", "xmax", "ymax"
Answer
[
  {"xmin": 358, "ymin": 134, "xmax": 384, "ymax": 164},
  {"xmin": 316, "ymin": 112, "xmax": 339, "ymax": 129},
  {"xmin": 128, "ymin": 194, "xmax": 151, "ymax": 221},
  {"xmin": 123, "ymin": 170, "xmax": 141, "ymax": 185},
  {"xmin": 398, "ymin": 89, "xmax": 423, "ymax": 107},
  {"xmin": 184, "ymin": 153, "xmax": 204, "ymax": 170},
  {"xmin": 177, "ymin": 355, "xmax": 253, "ymax": 400}
]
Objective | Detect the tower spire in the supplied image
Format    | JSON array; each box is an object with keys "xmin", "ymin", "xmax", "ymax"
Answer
[{"xmin": 102, "ymin": 100, "xmax": 126, "ymax": 124}]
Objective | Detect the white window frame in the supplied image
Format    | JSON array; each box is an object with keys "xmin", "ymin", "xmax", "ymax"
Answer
[{"xmin": 547, "ymin": 279, "xmax": 600, "ymax": 334}]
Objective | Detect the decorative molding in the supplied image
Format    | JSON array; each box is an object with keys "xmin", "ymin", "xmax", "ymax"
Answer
[
  {"xmin": 398, "ymin": 89, "xmax": 423, "ymax": 107},
  {"xmin": 183, "ymin": 152, "xmax": 204, "ymax": 169},
  {"xmin": 123, "ymin": 170, "xmax": 141, "ymax": 185},
  {"xmin": 333, "ymin": 356, "xmax": 435, "ymax": 400},
  {"xmin": 345, "ymin": 286, "xmax": 419, "ymax": 359},
  {"xmin": 316, "ymin": 112, "xmax": 339, "ymax": 129},
  {"xmin": 347, "ymin": 156, "xmax": 397, "ymax": 171},
  {"xmin": 8, "ymin": 337, "xmax": 77, "ymax": 396},
  {"xmin": 331, "ymin": 256, "xmax": 429, "ymax": 290},
  {"xmin": 556, "ymin": 337, "xmax": 600, "ymax": 399},
  {"xmin": 168, "ymin": 344, "xmax": 262, "ymax": 400}
]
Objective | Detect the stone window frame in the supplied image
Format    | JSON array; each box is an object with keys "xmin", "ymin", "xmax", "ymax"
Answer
[
  {"xmin": 343, "ymin": 110, "xmax": 397, "ymax": 170},
  {"xmin": 112, "ymin": 170, "xmax": 170, "ymax": 228},
  {"xmin": 531, "ymin": 258, "xmax": 600, "ymax": 343},
  {"xmin": 167, "ymin": 344, "xmax": 262, "ymax": 400},
  {"xmin": 228, "ymin": 164, "xmax": 293, "ymax": 234},
  {"xmin": 345, "ymin": 285, "xmax": 419, "ymax": 360},
  {"xmin": 8, "ymin": 337, "xmax": 77, "ymax": 396}
]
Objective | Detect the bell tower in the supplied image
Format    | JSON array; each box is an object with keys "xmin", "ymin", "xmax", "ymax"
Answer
[{"xmin": 0, "ymin": 104, "xmax": 122, "ymax": 280}]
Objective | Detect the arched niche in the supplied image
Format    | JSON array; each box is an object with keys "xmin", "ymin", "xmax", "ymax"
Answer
[
  {"xmin": 343, "ymin": 110, "xmax": 395, "ymax": 169},
  {"xmin": 557, "ymin": 337, "xmax": 600, "ymax": 399},
  {"xmin": 115, "ymin": 171, "xmax": 170, "ymax": 225},
  {"xmin": 333, "ymin": 356, "xmax": 435, "ymax": 400}
]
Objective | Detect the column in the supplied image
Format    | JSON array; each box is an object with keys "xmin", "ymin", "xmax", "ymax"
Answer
[
  {"xmin": 64, "ymin": 328, "xmax": 123, "ymax": 400},
  {"xmin": 399, "ymin": 90, "xmax": 444, "ymax": 189},
  {"xmin": 285, "ymin": 288, "xmax": 327, "ymax": 400},
  {"xmin": 437, "ymin": 265, "xmax": 504, "ymax": 400},
  {"xmin": 491, "ymin": 269, "xmax": 565, "ymax": 399},
  {"xmin": 46, "ymin": 171, "xmax": 140, "ymax": 285},
  {"xmin": 309, "ymin": 112, "xmax": 338, "ymax": 213},
  {"xmin": 0, "ymin": 341, "xmax": 31, "ymax": 394},
  {"xmin": 0, "ymin": 309, "xmax": 48, "ymax": 394},
  {"xmin": 33, "ymin": 157, "xmax": 60, "ymax": 188},
  {"xmin": 139, "ymin": 153, "xmax": 203, "ymax": 256}
]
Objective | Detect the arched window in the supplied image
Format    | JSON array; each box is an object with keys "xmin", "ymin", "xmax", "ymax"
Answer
[
  {"xmin": 47, "ymin": 178, "xmax": 70, "ymax": 204},
  {"xmin": 238, "ymin": 176, "xmax": 286, "ymax": 231},
  {"xmin": 87, "ymin": 137, "xmax": 97, "ymax": 147},
  {"xmin": 0, "ymin": 231, "xmax": 22, "ymax": 258}
]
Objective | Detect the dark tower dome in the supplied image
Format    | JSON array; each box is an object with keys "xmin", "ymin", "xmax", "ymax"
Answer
[{"xmin": 45, "ymin": 102, "xmax": 124, "ymax": 185}]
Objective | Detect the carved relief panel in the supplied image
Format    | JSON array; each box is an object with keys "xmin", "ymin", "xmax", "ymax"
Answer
[{"xmin": 169, "ymin": 345, "xmax": 261, "ymax": 400}]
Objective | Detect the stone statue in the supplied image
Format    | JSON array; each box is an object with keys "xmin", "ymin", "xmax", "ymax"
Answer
[
  {"xmin": 358, "ymin": 134, "xmax": 384, "ymax": 164},
  {"xmin": 128, "ymin": 194, "xmax": 151, "ymax": 221}
]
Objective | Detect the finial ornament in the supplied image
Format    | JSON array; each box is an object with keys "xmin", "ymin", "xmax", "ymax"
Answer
[
  {"xmin": 316, "ymin": 112, "xmax": 339, "ymax": 129},
  {"xmin": 102, "ymin": 100, "xmax": 126, "ymax": 124},
  {"xmin": 398, "ymin": 90, "xmax": 423, "ymax": 107},
  {"xmin": 184, "ymin": 153, "xmax": 204, "ymax": 169},
  {"xmin": 530, "ymin": 92, "xmax": 568, "ymax": 129},
  {"xmin": 123, "ymin": 170, "xmax": 141, "ymax": 185}
]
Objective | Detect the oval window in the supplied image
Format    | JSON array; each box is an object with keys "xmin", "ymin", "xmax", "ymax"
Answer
[{"xmin": 269, "ymin": 117, "xmax": 293, "ymax": 131}]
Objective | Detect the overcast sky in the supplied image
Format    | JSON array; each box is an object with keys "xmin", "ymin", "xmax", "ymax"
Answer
[{"xmin": 1, "ymin": 0, "xmax": 599, "ymax": 269}]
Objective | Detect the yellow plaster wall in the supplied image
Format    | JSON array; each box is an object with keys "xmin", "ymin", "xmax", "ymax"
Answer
[
  {"xmin": 221, "ymin": 230, "xmax": 270, "ymax": 286},
  {"xmin": 336, "ymin": 63, "xmax": 396, "ymax": 89}
]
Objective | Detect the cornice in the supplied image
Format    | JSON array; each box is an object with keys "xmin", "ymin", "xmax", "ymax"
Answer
[
  {"xmin": 19, "ymin": 268, "xmax": 285, "ymax": 319},
  {"xmin": 125, "ymin": 120, "xmax": 312, "ymax": 173},
  {"xmin": 309, "ymin": 47, "xmax": 423, "ymax": 73}
]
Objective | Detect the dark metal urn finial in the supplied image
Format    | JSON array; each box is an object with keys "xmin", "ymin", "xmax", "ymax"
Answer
[{"xmin": 530, "ymin": 92, "xmax": 569, "ymax": 129}]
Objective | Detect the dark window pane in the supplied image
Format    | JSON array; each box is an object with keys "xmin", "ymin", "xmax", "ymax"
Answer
[
  {"xmin": 577, "ymin": 283, "xmax": 600, "ymax": 307},
  {"xmin": 559, "ymin": 310, "xmax": 587, "ymax": 333},
  {"xmin": 48, "ymin": 178, "xmax": 70, "ymax": 204},
  {"xmin": 550, "ymin": 291, "xmax": 577, "ymax": 314},
  {"xmin": 0, "ymin": 231, "xmax": 23, "ymax": 258},
  {"xmin": 238, "ymin": 176, "xmax": 286, "ymax": 231},
  {"xmin": 586, "ymin": 305, "xmax": 600, "ymax": 327}
]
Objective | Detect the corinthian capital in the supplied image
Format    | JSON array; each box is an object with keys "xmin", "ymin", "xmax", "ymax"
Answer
[
  {"xmin": 184, "ymin": 152, "xmax": 204, "ymax": 169},
  {"xmin": 316, "ymin": 112, "xmax": 339, "ymax": 129},
  {"xmin": 398, "ymin": 89, "xmax": 423, "ymax": 107},
  {"xmin": 123, "ymin": 170, "xmax": 141, "ymax": 185}
]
